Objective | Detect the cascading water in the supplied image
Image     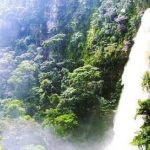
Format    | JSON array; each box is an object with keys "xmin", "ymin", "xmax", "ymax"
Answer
[{"xmin": 106, "ymin": 8, "xmax": 150, "ymax": 150}]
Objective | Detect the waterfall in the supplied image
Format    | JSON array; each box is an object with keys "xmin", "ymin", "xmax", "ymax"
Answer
[{"xmin": 106, "ymin": 8, "xmax": 150, "ymax": 150}]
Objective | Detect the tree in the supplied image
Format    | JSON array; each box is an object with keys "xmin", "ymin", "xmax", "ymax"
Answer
[
  {"xmin": 43, "ymin": 108, "xmax": 78, "ymax": 136},
  {"xmin": 1, "ymin": 99, "xmax": 26, "ymax": 118},
  {"xmin": 58, "ymin": 65, "xmax": 104, "ymax": 119},
  {"xmin": 133, "ymin": 99, "xmax": 150, "ymax": 150},
  {"xmin": 142, "ymin": 71, "xmax": 150, "ymax": 92},
  {"xmin": 0, "ymin": 50, "xmax": 15, "ymax": 98},
  {"xmin": 42, "ymin": 34, "xmax": 66, "ymax": 60},
  {"xmin": 133, "ymin": 72, "xmax": 150, "ymax": 150},
  {"xmin": 8, "ymin": 60, "xmax": 36, "ymax": 99}
]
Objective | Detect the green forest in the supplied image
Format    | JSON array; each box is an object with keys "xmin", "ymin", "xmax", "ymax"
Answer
[{"xmin": 0, "ymin": 0, "xmax": 150, "ymax": 150}]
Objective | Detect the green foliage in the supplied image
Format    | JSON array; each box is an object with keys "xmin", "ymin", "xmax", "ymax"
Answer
[
  {"xmin": 88, "ymin": 45, "xmax": 126, "ymax": 104},
  {"xmin": 43, "ymin": 34, "xmax": 66, "ymax": 49},
  {"xmin": 2, "ymin": 99, "xmax": 26, "ymax": 118},
  {"xmin": 43, "ymin": 108, "xmax": 61, "ymax": 126},
  {"xmin": 15, "ymin": 39, "xmax": 28, "ymax": 55},
  {"xmin": 8, "ymin": 60, "xmax": 36, "ymax": 99},
  {"xmin": 133, "ymin": 69, "xmax": 150, "ymax": 149},
  {"xmin": 142, "ymin": 71, "xmax": 150, "ymax": 92},
  {"xmin": 50, "ymin": 94, "xmax": 60, "ymax": 107},
  {"xmin": 0, "ymin": 49, "xmax": 15, "ymax": 98},
  {"xmin": 133, "ymin": 99, "xmax": 150, "ymax": 149},
  {"xmin": 59, "ymin": 65, "xmax": 103, "ymax": 119},
  {"xmin": 40, "ymin": 79, "xmax": 53, "ymax": 92},
  {"xmin": 69, "ymin": 65, "xmax": 101, "ymax": 85},
  {"xmin": 43, "ymin": 109, "xmax": 78, "ymax": 136},
  {"xmin": 53, "ymin": 113, "xmax": 78, "ymax": 136}
]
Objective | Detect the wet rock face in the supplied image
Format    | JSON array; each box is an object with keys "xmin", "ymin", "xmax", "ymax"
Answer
[
  {"xmin": 115, "ymin": 15, "xmax": 128, "ymax": 33},
  {"xmin": 117, "ymin": 24, "xmax": 127, "ymax": 33},
  {"xmin": 115, "ymin": 15, "xmax": 128, "ymax": 24},
  {"xmin": 47, "ymin": 0, "xmax": 59, "ymax": 32},
  {"xmin": 123, "ymin": 40, "xmax": 134, "ymax": 52},
  {"xmin": 46, "ymin": 0, "xmax": 69, "ymax": 32}
]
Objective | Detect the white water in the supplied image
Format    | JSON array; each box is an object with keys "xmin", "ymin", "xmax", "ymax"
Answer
[{"xmin": 106, "ymin": 8, "xmax": 150, "ymax": 150}]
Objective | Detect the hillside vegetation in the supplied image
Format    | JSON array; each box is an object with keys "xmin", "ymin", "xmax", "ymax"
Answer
[{"xmin": 0, "ymin": 0, "xmax": 150, "ymax": 146}]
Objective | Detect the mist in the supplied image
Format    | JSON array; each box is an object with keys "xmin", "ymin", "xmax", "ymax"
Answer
[
  {"xmin": 0, "ymin": 118, "xmax": 76, "ymax": 150},
  {"xmin": 0, "ymin": 0, "xmax": 44, "ymax": 47},
  {"xmin": 0, "ymin": 117, "xmax": 112, "ymax": 150},
  {"xmin": 0, "ymin": 0, "xmax": 24, "ymax": 47}
]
